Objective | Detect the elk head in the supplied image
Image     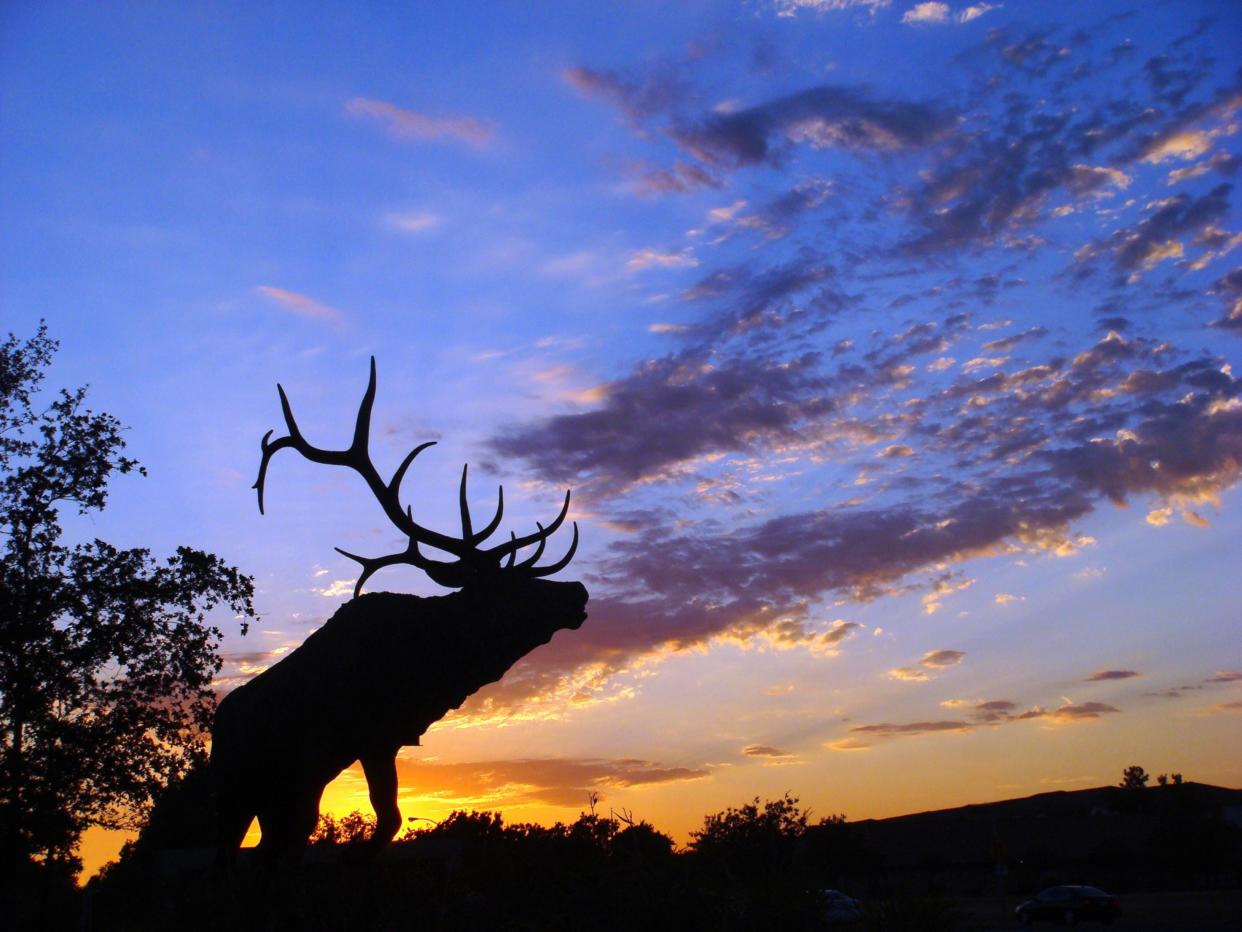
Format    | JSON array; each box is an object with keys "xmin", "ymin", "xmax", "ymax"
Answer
[{"xmin": 253, "ymin": 358, "xmax": 580, "ymax": 598}]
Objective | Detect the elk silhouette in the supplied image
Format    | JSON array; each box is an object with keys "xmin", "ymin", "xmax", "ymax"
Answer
[{"xmin": 211, "ymin": 359, "xmax": 587, "ymax": 862}]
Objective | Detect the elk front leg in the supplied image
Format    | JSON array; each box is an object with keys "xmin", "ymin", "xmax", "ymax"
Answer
[{"xmin": 359, "ymin": 745, "xmax": 402, "ymax": 857}]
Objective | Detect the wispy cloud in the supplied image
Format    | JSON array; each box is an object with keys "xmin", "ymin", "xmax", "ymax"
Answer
[
  {"xmin": 672, "ymin": 85, "xmax": 954, "ymax": 168},
  {"xmin": 1206, "ymin": 670, "xmax": 1242, "ymax": 683},
  {"xmin": 313, "ymin": 579, "xmax": 356, "ymax": 598},
  {"xmin": 772, "ymin": 0, "xmax": 892, "ymax": 15},
  {"xmin": 254, "ymin": 285, "xmax": 345, "ymax": 326},
  {"xmin": 920, "ymin": 649, "xmax": 965, "ymax": 667},
  {"xmin": 392, "ymin": 756, "xmax": 709, "ymax": 810},
  {"xmin": 889, "ymin": 648, "xmax": 965, "ymax": 681},
  {"xmin": 742, "ymin": 744, "xmax": 793, "ymax": 758},
  {"xmin": 626, "ymin": 248, "xmax": 699, "ymax": 272},
  {"xmin": 1087, "ymin": 669, "xmax": 1139, "ymax": 682},
  {"xmin": 888, "ymin": 666, "xmax": 931, "ymax": 682},
  {"xmin": 850, "ymin": 719, "xmax": 973, "ymax": 737},
  {"xmin": 345, "ymin": 97, "xmax": 493, "ymax": 147},
  {"xmin": 1049, "ymin": 701, "xmax": 1119, "ymax": 721},
  {"xmin": 1148, "ymin": 669, "xmax": 1242, "ymax": 700},
  {"xmin": 958, "ymin": 3, "xmax": 999, "ymax": 23},
  {"xmin": 384, "ymin": 210, "xmax": 443, "ymax": 233},
  {"xmin": 901, "ymin": 3, "xmax": 1000, "ymax": 25},
  {"xmin": 901, "ymin": 3, "xmax": 949, "ymax": 24},
  {"xmin": 836, "ymin": 696, "xmax": 1118, "ymax": 747}
]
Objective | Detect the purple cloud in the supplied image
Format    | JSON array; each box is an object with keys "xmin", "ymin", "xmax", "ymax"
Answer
[
  {"xmin": 671, "ymin": 85, "xmax": 954, "ymax": 168},
  {"xmin": 742, "ymin": 744, "xmax": 791, "ymax": 758},
  {"xmin": 1087, "ymin": 669, "xmax": 1140, "ymax": 681}
]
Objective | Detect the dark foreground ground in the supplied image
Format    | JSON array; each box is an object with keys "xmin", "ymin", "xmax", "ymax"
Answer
[
  {"xmin": 67, "ymin": 882, "xmax": 1242, "ymax": 931},
  {"xmin": 18, "ymin": 782, "xmax": 1241, "ymax": 930},
  {"xmin": 957, "ymin": 890, "xmax": 1242, "ymax": 931}
]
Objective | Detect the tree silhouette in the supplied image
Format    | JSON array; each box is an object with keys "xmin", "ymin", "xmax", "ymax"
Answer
[
  {"xmin": 0, "ymin": 324, "xmax": 255, "ymax": 873},
  {"xmin": 690, "ymin": 792, "xmax": 810, "ymax": 883},
  {"xmin": 1120, "ymin": 765, "xmax": 1150, "ymax": 790}
]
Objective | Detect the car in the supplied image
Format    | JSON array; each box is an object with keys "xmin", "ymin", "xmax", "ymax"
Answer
[
  {"xmin": 1015, "ymin": 885, "xmax": 1121, "ymax": 926},
  {"xmin": 818, "ymin": 888, "xmax": 864, "ymax": 926}
]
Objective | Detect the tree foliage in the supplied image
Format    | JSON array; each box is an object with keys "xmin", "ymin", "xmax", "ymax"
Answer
[
  {"xmin": 1120, "ymin": 764, "xmax": 1150, "ymax": 790},
  {"xmin": 690, "ymin": 792, "xmax": 807, "ymax": 859},
  {"xmin": 0, "ymin": 323, "xmax": 256, "ymax": 871}
]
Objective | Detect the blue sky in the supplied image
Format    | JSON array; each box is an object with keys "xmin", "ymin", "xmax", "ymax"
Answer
[{"xmin": 3, "ymin": 0, "xmax": 1240, "ymax": 870}]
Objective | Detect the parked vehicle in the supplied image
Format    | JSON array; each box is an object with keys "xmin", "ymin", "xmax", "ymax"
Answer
[
  {"xmin": 1015, "ymin": 885, "xmax": 1121, "ymax": 926},
  {"xmin": 818, "ymin": 889, "xmax": 864, "ymax": 926}
]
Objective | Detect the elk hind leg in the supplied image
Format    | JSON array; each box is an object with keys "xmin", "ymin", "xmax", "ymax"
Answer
[
  {"xmin": 213, "ymin": 791, "xmax": 254, "ymax": 871},
  {"xmin": 256, "ymin": 784, "xmax": 322, "ymax": 865},
  {"xmin": 359, "ymin": 746, "xmax": 402, "ymax": 857}
]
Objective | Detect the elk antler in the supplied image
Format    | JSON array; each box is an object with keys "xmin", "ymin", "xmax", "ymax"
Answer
[{"xmin": 254, "ymin": 358, "xmax": 578, "ymax": 595}]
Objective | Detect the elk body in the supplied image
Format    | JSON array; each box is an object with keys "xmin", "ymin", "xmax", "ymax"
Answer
[{"xmin": 211, "ymin": 360, "xmax": 587, "ymax": 862}]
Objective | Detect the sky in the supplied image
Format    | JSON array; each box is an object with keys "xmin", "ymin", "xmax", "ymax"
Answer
[{"xmin": 2, "ymin": 0, "xmax": 1241, "ymax": 877}]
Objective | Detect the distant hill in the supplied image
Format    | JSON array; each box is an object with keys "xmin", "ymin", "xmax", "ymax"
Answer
[{"xmin": 837, "ymin": 782, "xmax": 1242, "ymax": 878}]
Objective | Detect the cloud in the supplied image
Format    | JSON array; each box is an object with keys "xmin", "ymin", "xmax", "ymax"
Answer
[
  {"xmin": 1087, "ymin": 670, "xmax": 1140, "ymax": 681},
  {"xmin": 994, "ymin": 593, "xmax": 1024, "ymax": 605},
  {"xmin": 1149, "ymin": 669, "xmax": 1242, "ymax": 699},
  {"xmin": 826, "ymin": 737, "xmax": 872, "ymax": 751},
  {"xmin": 1168, "ymin": 151, "xmax": 1241, "ymax": 186},
  {"xmin": 1048, "ymin": 701, "xmax": 1119, "ymax": 721},
  {"xmin": 850, "ymin": 719, "xmax": 972, "ymax": 736},
  {"xmin": 562, "ymin": 65, "xmax": 689, "ymax": 122},
  {"xmin": 482, "ymin": 356, "xmax": 1239, "ymax": 709},
  {"xmin": 471, "ymin": 21, "xmax": 1242, "ymax": 721},
  {"xmin": 344, "ymin": 97, "xmax": 493, "ymax": 147},
  {"xmin": 672, "ymin": 86, "xmax": 954, "ymax": 168},
  {"xmin": 970, "ymin": 699, "xmax": 1017, "ymax": 722},
  {"xmin": 901, "ymin": 3, "xmax": 949, "ymax": 25},
  {"xmin": 1205, "ymin": 670, "xmax": 1242, "ymax": 683},
  {"xmin": 1077, "ymin": 183, "xmax": 1234, "ymax": 278},
  {"xmin": 628, "ymin": 160, "xmax": 721, "ymax": 194},
  {"xmin": 385, "ymin": 211, "xmax": 442, "ymax": 233},
  {"xmin": 491, "ymin": 351, "xmax": 835, "ymax": 495},
  {"xmin": 392, "ymin": 756, "xmax": 709, "ymax": 810},
  {"xmin": 772, "ymin": 0, "xmax": 892, "ymax": 16},
  {"xmin": 742, "ymin": 744, "xmax": 792, "ymax": 758},
  {"xmin": 896, "ymin": 31, "xmax": 1234, "ymax": 256},
  {"xmin": 1146, "ymin": 507, "xmax": 1174, "ymax": 526},
  {"xmin": 901, "ymin": 2, "xmax": 998, "ymax": 24},
  {"xmin": 255, "ymin": 286, "xmax": 345, "ymax": 326},
  {"xmin": 627, "ymin": 249, "xmax": 699, "ymax": 272},
  {"xmin": 840, "ymin": 696, "xmax": 1116, "ymax": 745},
  {"xmin": 957, "ymin": 3, "xmax": 999, "ymax": 23},
  {"xmin": 940, "ymin": 699, "xmax": 1047, "ymax": 724},
  {"xmin": 1066, "ymin": 165, "xmax": 1131, "ymax": 196},
  {"xmin": 822, "ymin": 620, "xmax": 863, "ymax": 645},
  {"xmin": 920, "ymin": 649, "xmax": 965, "ymax": 667},
  {"xmin": 980, "ymin": 327, "xmax": 1048, "ymax": 354},
  {"xmin": 888, "ymin": 666, "xmax": 930, "ymax": 682},
  {"xmin": 879, "ymin": 444, "xmax": 914, "ymax": 459},
  {"xmin": 314, "ymin": 579, "xmax": 356, "ymax": 598},
  {"xmin": 701, "ymin": 181, "xmax": 837, "ymax": 241},
  {"xmin": 1210, "ymin": 268, "xmax": 1242, "ymax": 334}
]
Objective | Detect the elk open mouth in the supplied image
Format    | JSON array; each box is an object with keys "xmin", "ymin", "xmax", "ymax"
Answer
[{"xmin": 572, "ymin": 586, "xmax": 589, "ymax": 628}]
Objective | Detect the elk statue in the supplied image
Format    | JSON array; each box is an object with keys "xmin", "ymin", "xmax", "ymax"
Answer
[{"xmin": 211, "ymin": 359, "xmax": 588, "ymax": 862}]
